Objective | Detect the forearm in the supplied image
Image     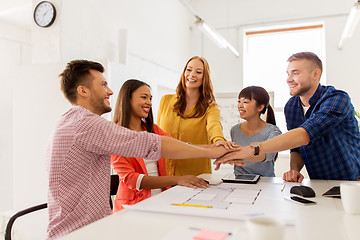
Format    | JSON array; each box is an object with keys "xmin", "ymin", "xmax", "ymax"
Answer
[
  {"xmin": 260, "ymin": 128, "xmax": 310, "ymax": 154},
  {"xmin": 160, "ymin": 136, "xmax": 210, "ymax": 159},
  {"xmin": 194, "ymin": 144, "xmax": 210, "ymax": 148},
  {"xmin": 245, "ymin": 153, "xmax": 266, "ymax": 162},
  {"xmin": 140, "ymin": 175, "xmax": 178, "ymax": 189},
  {"xmin": 290, "ymin": 151, "xmax": 304, "ymax": 172}
]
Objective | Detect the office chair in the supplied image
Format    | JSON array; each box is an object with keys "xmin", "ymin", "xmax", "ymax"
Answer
[
  {"xmin": 5, "ymin": 174, "xmax": 120, "ymax": 240},
  {"xmin": 4, "ymin": 203, "xmax": 47, "ymax": 240},
  {"xmin": 110, "ymin": 174, "xmax": 120, "ymax": 209}
]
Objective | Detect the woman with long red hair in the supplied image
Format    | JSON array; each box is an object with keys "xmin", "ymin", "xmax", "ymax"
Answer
[{"xmin": 157, "ymin": 56, "xmax": 233, "ymax": 176}]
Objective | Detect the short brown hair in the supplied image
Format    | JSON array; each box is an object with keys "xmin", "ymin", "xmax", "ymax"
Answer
[
  {"xmin": 59, "ymin": 60, "xmax": 104, "ymax": 103},
  {"xmin": 287, "ymin": 52, "xmax": 323, "ymax": 73}
]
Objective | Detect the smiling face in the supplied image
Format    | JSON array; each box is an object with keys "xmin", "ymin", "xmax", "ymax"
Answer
[
  {"xmin": 238, "ymin": 97, "xmax": 264, "ymax": 121},
  {"xmin": 130, "ymin": 85, "xmax": 152, "ymax": 119},
  {"xmin": 286, "ymin": 59, "xmax": 319, "ymax": 98},
  {"xmin": 184, "ymin": 59, "xmax": 204, "ymax": 90},
  {"xmin": 88, "ymin": 69, "xmax": 113, "ymax": 115}
]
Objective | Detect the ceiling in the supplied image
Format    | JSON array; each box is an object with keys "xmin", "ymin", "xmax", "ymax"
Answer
[{"xmin": 0, "ymin": 0, "xmax": 32, "ymax": 29}]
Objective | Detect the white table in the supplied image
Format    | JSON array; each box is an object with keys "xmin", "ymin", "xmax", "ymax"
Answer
[{"xmin": 60, "ymin": 177, "xmax": 360, "ymax": 240}]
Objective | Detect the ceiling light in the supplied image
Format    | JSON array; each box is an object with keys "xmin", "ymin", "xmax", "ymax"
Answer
[
  {"xmin": 179, "ymin": 0, "xmax": 239, "ymax": 57},
  {"xmin": 195, "ymin": 17, "xmax": 240, "ymax": 57},
  {"xmin": 338, "ymin": 0, "xmax": 360, "ymax": 49}
]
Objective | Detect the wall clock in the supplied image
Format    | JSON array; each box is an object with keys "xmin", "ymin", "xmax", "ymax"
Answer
[{"xmin": 33, "ymin": 1, "xmax": 56, "ymax": 28}]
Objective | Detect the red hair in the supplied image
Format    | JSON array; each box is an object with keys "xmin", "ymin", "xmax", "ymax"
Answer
[{"xmin": 173, "ymin": 56, "xmax": 215, "ymax": 118}]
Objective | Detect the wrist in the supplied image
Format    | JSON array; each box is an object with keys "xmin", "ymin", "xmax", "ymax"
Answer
[
  {"xmin": 205, "ymin": 147, "xmax": 213, "ymax": 158},
  {"xmin": 250, "ymin": 142, "xmax": 260, "ymax": 156},
  {"xmin": 174, "ymin": 176, "xmax": 180, "ymax": 185}
]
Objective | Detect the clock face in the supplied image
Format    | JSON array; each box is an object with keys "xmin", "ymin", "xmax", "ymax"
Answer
[{"xmin": 33, "ymin": 1, "xmax": 56, "ymax": 27}]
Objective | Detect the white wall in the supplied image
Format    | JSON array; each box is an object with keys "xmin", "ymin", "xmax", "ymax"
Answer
[
  {"xmin": 12, "ymin": 63, "xmax": 70, "ymax": 208},
  {"xmin": 59, "ymin": 0, "xmax": 192, "ymax": 117},
  {"xmin": 0, "ymin": 21, "xmax": 31, "ymax": 212},
  {"xmin": 1, "ymin": 1, "xmax": 191, "ymax": 239},
  {"xmin": 1, "ymin": 0, "xmax": 192, "ymax": 217},
  {"xmin": 190, "ymin": 0, "xmax": 360, "ymax": 109}
]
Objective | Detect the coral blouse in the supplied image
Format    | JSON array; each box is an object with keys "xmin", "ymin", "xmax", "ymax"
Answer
[{"xmin": 111, "ymin": 124, "xmax": 170, "ymax": 212}]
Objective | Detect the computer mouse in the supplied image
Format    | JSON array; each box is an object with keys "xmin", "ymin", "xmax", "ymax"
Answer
[{"xmin": 290, "ymin": 185, "xmax": 316, "ymax": 198}]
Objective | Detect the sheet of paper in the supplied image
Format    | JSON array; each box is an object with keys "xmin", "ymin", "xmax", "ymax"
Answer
[
  {"xmin": 192, "ymin": 193, "xmax": 217, "ymax": 201},
  {"xmin": 124, "ymin": 182, "xmax": 296, "ymax": 223},
  {"xmin": 223, "ymin": 188, "xmax": 261, "ymax": 204}
]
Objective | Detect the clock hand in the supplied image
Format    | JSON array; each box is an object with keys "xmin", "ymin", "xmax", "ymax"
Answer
[{"xmin": 42, "ymin": 10, "xmax": 49, "ymax": 21}]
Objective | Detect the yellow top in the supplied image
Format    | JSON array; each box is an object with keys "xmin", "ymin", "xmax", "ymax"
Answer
[{"xmin": 157, "ymin": 94, "xmax": 226, "ymax": 176}]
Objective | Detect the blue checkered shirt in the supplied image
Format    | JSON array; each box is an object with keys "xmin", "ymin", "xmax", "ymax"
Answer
[{"xmin": 285, "ymin": 84, "xmax": 360, "ymax": 180}]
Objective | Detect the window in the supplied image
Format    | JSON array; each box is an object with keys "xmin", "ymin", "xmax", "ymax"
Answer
[{"xmin": 243, "ymin": 23, "xmax": 326, "ymax": 134}]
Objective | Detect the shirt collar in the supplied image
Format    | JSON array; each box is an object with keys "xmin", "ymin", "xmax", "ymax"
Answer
[{"xmin": 308, "ymin": 84, "xmax": 323, "ymax": 106}]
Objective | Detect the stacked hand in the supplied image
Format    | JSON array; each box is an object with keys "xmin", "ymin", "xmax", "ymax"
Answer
[
  {"xmin": 213, "ymin": 145, "xmax": 254, "ymax": 170},
  {"xmin": 207, "ymin": 141, "xmax": 238, "ymax": 159},
  {"xmin": 211, "ymin": 140, "xmax": 237, "ymax": 150}
]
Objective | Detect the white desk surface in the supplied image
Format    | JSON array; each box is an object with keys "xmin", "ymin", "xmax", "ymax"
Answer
[{"xmin": 60, "ymin": 176, "xmax": 360, "ymax": 240}]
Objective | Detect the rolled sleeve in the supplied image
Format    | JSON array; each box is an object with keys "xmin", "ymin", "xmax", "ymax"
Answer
[
  {"xmin": 300, "ymin": 92, "xmax": 352, "ymax": 144},
  {"xmin": 136, "ymin": 174, "xmax": 145, "ymax": 190}
]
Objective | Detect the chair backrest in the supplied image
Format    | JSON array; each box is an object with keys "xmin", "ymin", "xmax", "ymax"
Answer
[
  {"xmin": 110, "ymin": 174, "xmax": 119, "ymax": 196},
  {"xmin": 5, "ymin": 203, "xmax": 47, "ymax": 240},
  {"xmin": 110, "ymin": 174, "xmax": 120, "ymax": 209},
  {"xmin": 5, "ymin": 175, "xmax": 120, "ymax": 239}
]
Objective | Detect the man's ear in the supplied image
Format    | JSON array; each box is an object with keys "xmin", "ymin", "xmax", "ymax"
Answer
[
  {"xmin": 312, "ymin": 68, "xmax": 321, "ymax": 81},
  {"xmin": 77, "ymin": 86, "xmax": 89, "ymax": 98}
]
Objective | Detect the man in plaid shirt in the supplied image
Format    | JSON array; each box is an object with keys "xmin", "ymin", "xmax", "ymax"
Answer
[
  {"xmin": 214, "ymin": 52, "xmax": 360, "ymax": 183},
  {"xmin": 46, "ymin": 60, "xmax": 231, "ymax": 239}
]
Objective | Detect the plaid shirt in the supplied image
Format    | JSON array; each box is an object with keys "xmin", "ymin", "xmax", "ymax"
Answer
[
  {"xmin": 285, "ymin": 84, "xmax": 360, "ymax": 180},
  {"xmin": 46, "ymin": 106, "xmax": 161, "ymax": 239}
]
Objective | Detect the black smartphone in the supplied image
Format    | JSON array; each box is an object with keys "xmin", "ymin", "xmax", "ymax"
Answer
[
  {"xmin": 322, "ymin": 186, "xmax": 341, "ymax": 198},
  {"xmin": 284, "ymin": 196, "xmax": 317, "ymax": 205}
]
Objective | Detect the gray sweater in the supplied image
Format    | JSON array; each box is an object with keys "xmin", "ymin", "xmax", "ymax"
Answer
[{"xmin": 230, "ymin": 123, "xmax": 282, "ymax": 177}]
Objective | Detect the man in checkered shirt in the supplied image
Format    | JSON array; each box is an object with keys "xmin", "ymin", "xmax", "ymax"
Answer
[
  {"xmin": 46, "ymin": 60, "xmax": 231, "ymax": 239},
  {"xmin": 214, "ymin": 52, "xmax": 360, "ymax": 183}
]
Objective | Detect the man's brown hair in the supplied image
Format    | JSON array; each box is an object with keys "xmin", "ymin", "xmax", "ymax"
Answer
[
  {"xmin": 59, "ymin": 60, "xmax": 104, "ymax": 103},
  {"xmin": 287, "ymin": 52, "xmax": 323, "ymax": 74}
]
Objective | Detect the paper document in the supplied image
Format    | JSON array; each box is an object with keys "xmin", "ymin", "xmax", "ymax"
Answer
[
  {"xmin": 183, "ymin": 186, "xmax": 261, "ymax": 209},
  {"xmin": 125, "ymin": 181, "xmax": 295, "ymax": 222}
]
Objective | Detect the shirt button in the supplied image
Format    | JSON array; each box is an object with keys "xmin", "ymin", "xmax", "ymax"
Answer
[{"xmin": 139, "ymin": 193, "xmax": 143, "ymax": 197}]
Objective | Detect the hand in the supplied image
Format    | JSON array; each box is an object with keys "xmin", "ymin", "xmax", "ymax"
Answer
[
  {"xmin": 176, "ymin": 175, "xmax": 209, "ymax": 189},
  {"xmin": 213, "ymin": 146, "xmax": 253, "ymax": 170},
  {"xmin": 283, "ymin": 170, "xmax": 304, "ymax": 183},
  {"xmin": 212, "ymin": 140, "xmax": 238, "ymax": 150},
  {"xmin": 213, "ymin": 158, "xmax": 246, "ymax": 170},
  {"xmin": 207, "ymin": 144, "xmax": 237, "ymax": 159}
]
